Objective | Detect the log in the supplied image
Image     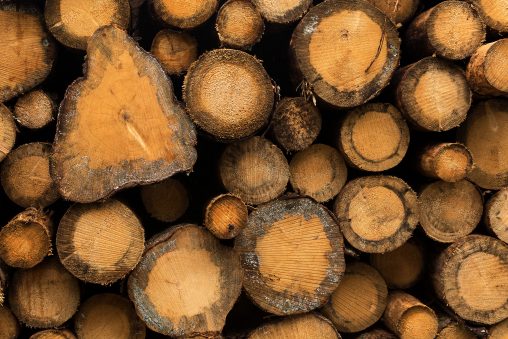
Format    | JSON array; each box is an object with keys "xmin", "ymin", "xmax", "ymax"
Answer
[
  {"xmin": 0, "ymin": 104, "xmax": 16, "ymax": 163},
  {"xmin": 405, "ymin": 1, "xmax": 485, "ymax": 60},
  {"xmin": 216, "ymin": 0, "xmax": 264, "ymax": 50},
  {"xmin": 383, "ymin": 291, "xmax": 439, "ymax": 339},
  {"xmin": 394, "ymin": 57, "xmax": 471, "ymax": 132},
  {"xmin": 14, "ymin": 90, "xmax": 54, "ymax": 130},
  {"xmin": 0, "ymin": 208, "xmax": 52, "ymax": 269},
  {"xmin": 338, "ymin": 103, "xmax": 410, "ymax": 172},
  {"xmin": 436, "ymin": 318, "xmax": 475, "ymax": 339},
  {"xmin": 56, "ymin": 199, "xmax": 145, "ymax": 284},
  {"xmin": 204, "ymin": 193, "xmax": 248, "ymax": 239},
  {"xmin": 183, "ymin": 49, "xmax": 274, "ymax": 141},
  {"xmin": 419, "ymin": 180, "xmax": 483, "ymax": 243},
  {"xmin": 271, "ymin": 97, "xmax": 321, "ymax": 152},
  {"xmin": 251, "ymin": 0, "xmax": 312, "ymax": 24},
  {"xmin": 458, "ymin": 99, "xmax": 508, "ymax": 189},
  {"xmin": 289, "ymin": 144, "xmax": 348, "ymax": 202},
  {"xmin": 51, "ymin": 25, "xmax": 197, "ymax": 203},
  {"xmin": 8, "ymin": 257, "xmax": 80, "ymax": 328},
  {"xmin": 1, "ymin": 142, "xmax": 59, "ymax": 208},
  {"xmin": 417, "ymin": 143, "xmax": 473, "ymax": 182},
  {"xmin": 151, "ymin": 0, "xmax": 218, "ymax": 29},
  {"xmin": 290, "ymin": 0, "xmax": 400, "ymax": 108},
  {"xmin": 248, "ymin": 313, "xmax": 340, "ymax": 339},
  {"xmin": 490, "ymin": 318, "xmax": 508, "ymax": 339},
  {"xmin": 30, "ymin": 330, "xmax": 76, "ymax": 339},
  {"xmin": 322, "ymin": 262, "xmax": 388, "ymax": 333},
  {"xmin": 0, "ymin": 6, "xmax": 55, "ymax": 102},
  {"xmin": 364, "ymin": 0, "xmax": 419, "ymax": 26},
  {"xmin": 45, "ymin": 0, "xmax": 130, "ymax": 50},
  {"xmin": 484, "ymin": 188, "xmax": 508, "ymax": 243},
  {"xmin": 219, "ymin": 136, "xmax": 289, "ymax": 205},
  {"xmin": 140, "ymin": 178, "xmax": 188, "ymax": 222},
  {"xmin": 370, "ymin": 240, "xmax": 425, "ymax": 289},
  {"xmin": 465, "ymin": 0, "xmax": 508, "ymax": 33},
  {"xmin": 334, "ymin": 175, "xmax": 418, "ymax": 253},
  {"xmin": 128, "ymin": 224, "xmax": 242, "ymax": 336},
  {"xmin": 150, "ymin": 29, "xmax": 198, "ymax": 76},
  {"xmin": 433, "ymin": 235, "xmax": 508, "ymax": 324},
  {"xmin": 0, "ymin": 305, "xmax": 19, "ymax": 339},
  {"xmin": 75, "ymin": 293, "xmax": 146, "ymax": 339},
  {"xmin": 235, "ymin": 197, "xmax": 345, "ymax": 315},
  {"xmin": 466, "ymin": 39, "xmax": 508, "ymax": 97},
  {"xmin": 356, "ymin": 329, "xmax": 396, "ymax": 339}
]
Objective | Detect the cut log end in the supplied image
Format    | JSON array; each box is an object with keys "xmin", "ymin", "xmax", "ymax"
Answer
[
  {"xmin": 219, "ymin": 137, "xmax": 289, "ymax": 205},
  {"xmin": 56, "ymin": 199, "xmax": 145, "ymax": 285},
  {"xmin": 418, "ymin": 143, "xmax": 473, "ymax": 182},
  {"xmin": 467, "ymin": 39, "xmax": 508, "ymax": 97},
  {"xmin": 1, "ymin": 142, "xmax": 59, "ymax": 208},
  {"xmin": 485, "ymin": 189, "xmax": 508, "ymax": 243},
  {"xmin": 152, "ymin": 0, "xmax": 218, "ymax": 29},
  {"xmin": 141, "ymin": 178, "xmax": 189, "ymax": 222},
  {"xmin": 151, "ymin": 30, "xmax": 198, "ymax": 75},
  {"xmin": 30, "ymin": 330, "xmax": 77, "ymax": 339},
  {"xmin": 184, "ymin": 49, "xmax": 274, "ymax": 141},
  {"xmin": 490, "ymin": 318, "xmax": 508, "ymax": 339},
  {"xmin": 216, "ymin": 0, "xmax": 264, "ymax": 50},
  {"xmin": 0, "ymin": 104, "xmax": 16, "ymax": 163},
  {"xmin": 291, "ymin": 0, "xmax": 400, "ymax": 108},
  {"xmin": 466, "ymin": 0, "xmax": 508, "ymax": 33},
  {"xmin": 51, "ymin": 25, "xmax": 197, "ymax": 203},
  {"xmin": 433, "ymin": 235, "xmax": 508, "ymax": 325},
  {"xmin": 289, "ymin": 144, "xmax": 347, "ymax": 202},
  {"xmin": 45, "ymin": 0, "xmax": 130, "ymax": 50},
  {"xmin": 252, "ymin": 0, "xmax": 312, "ymax": 24},
  {"xmin": 322, "ymin": 262, "xmax": 388, "ymax": 333},
  {"xmin": 0, "ymin": 305, "xmax": 19, "ymax": 339},
  {"xmin": 365, "ymin": 0, "xmax": 419, "ymax": 25},
  {"xmin": 436, "ymin": 321, "xmax": 475, "ymax": 339},
  {"xmin": 204, "ymin": 193, "xmax": 248, "ymax": 239},
  {"xmin": 339, "ymin": 103, "xmax": 409, "ymax": 172},
  {"xmin": 14, "ymin": 90, "xmax": 54, "ymax": 129},
  {"xmin": 235, "ymin": 197, "xmax": 345, "ymax": 315},
  {"xmin": 334, "ymin": 175, "xmax": 418, "ymax": 253}
]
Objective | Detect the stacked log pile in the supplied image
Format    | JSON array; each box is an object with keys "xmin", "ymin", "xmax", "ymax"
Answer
[{"xmin": 0, "ymin": 0, "xmax": 507, "ymax": 338}]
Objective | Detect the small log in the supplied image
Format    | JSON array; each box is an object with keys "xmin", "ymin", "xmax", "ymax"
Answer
[
  {"xmin": 458, "ymin": 99, "xmax": 508, "ymax": 189},
  {"xmin": 419, "ymin": 180, "xmax": 483, "ymax": 243},
  {"xmin": 271, "ymin": 97, "xmax": 322, "ymax": 153},
  {"xmin": 56, "ymin": 199, "xmax": 145, "ymax": 284},
  {"xmin": 490, "ymin": 318, "xmax": 508, "ymax": 339},
  {"xmin": 405, "ymin": 1, "xmax": 485, "ymax": 60},
  {"xmin": 0, "ymin": 104, "xmax": 16, "ymax": 163},
  {"xmin": 467, "ymin": 39, "xmax": 508, "ymax": 97},
  {"xmin": 204, "ymin": 193, "xmax": 248, "ymax": 239},
  {"xmin": 248, "ymin": 313, "xmax": 340, "ymax": 339},
  {"xmin": 1, "ymin": 142, "xmax": 59, "ymax": 208},
  {"xmin": 417, "ymin": 143, "xmax": 473, "ymax": 182},
  {"xmin": 356, "ymin": 329, "xmax": 396, "ymax": 339},
  {"xmin": 383, "ymin": 291, "xmax": 439, "ymax": 339},
  {"xmin": 219, "ymin": 136, "xmax": 289, "ymax": 205},
  {"xmin": 14, "ymin": 90, "xmax": 54, "ymax": 129},
  {"xmin": 251, "ymin": 0, "xmax": 312, "ymax": 24},
  {"xmin": 8, "ymin": 257, "xmax": 80, "ymax": 328},
  {"xmin": 216, "ymin": 0, "xmax": 264, "ymax": 50},
  {"xmin": 290, "ymin": 0, "xmax": 400, "ymax": 108},
  {"xmin": 128, "ymin": 224, "xmax": 242, "ymax": 337},
  {"xmin": 370, "ymin": 240, "xmax": 425, "ymax": 289},
  {"xmin": 151, "ymin": 0, "xmax": 218, "ymax": 29},
  {"xmin": 334, "ymin": 175, "xmax": 418, "ymax": 253},
  {"xmin": 364, "ymin": 0, "xmax": 419, "ymax": 26},
  {"xmin": 436, "ymin": 317, "xmax": 475, "ymax": 339},
  {"xmin": 484, "ymin": 188, "xmax": 508, "ymax": 243},
  {"xmin": 0, "ymin": 6, "xmax": 55, "ymax": 102},
  {"xmin": 0, "ymin": 208, "xmax": 52, "ymax": 269},
  {"xmin": 150, "ymin": 29, "xmax": 198, "ymax": 76},
  {"xmin": 183, "ymin": 49, "xmax": 274, "ymax": 141},
  {"xmin": 338, "ymin": 103, "xmax": 410, "ymax": 172},
  {"xmin": 322, "ymin": 262, "xmax": 388, "ymax": 333},
  {"xmin": 45, "ymin": 0, "xmax": 130, "ymax": 50},
  {"xmin": 0, "ymin": 305, "xmax": 19, "ymax": 339},
  {"xmin": 30, "ymin": 330, "xmax": 77, "ymax": 339},
  {"xmin": 433, "ymin": 235, "xmax": 508, "ymax": 324},
  {"xmin": 289, "ymin": 144, "xmax": 348, "ymax": 202},
  {"xmin": 394, "ymin": 57, "xmax": 471, "ymax": 132},
  {"xmin": 235, "ymin": 197, "xmax": 345, "ymax": 315},
  {"xmin": 75, "ymin": 293, "xmax": 146, "ymax": 339},
  {"xmin": 465, "ymin": 0, "xmax": 508, "ymax": 33},
  {"xmin": 140, "ymin": 178, "xmax": 188, "ymax": 222},
  {"xmin": 51, "ymin": 25, "xmax": 197, "ymax": 203}
]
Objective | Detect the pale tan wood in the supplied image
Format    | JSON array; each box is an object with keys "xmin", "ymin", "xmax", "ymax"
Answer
[
  {"xmin": 0, "ymin": 104, "xmax": 16, "ymax": 163},
  {"xmin": 204, "ymin": 194, "xmax": 248, "ymax": 239},
  {"xmin": 14, "ymin": 90, "xmax": 54, "ymax": 129},
  {"xmin": 485, "ymin": 188, "xmax": 508, "ymax": 243},
  {"xmin": 252, "ymin": 0, "xmax": 312, "ymax": 24},
  {"xmin": 364, "ymin": 0, "xmax": 419, "ymax": 25},
  {"xmin": 151, "ymin": 29, "xmax": 198, "ymax": 75},
  {"xmin": 140, "ymin": 178, "xmax": 188, "ymax": 222},
  {"xmin": 436, "ymin": 318, "xmax": 475, "ymax": 339},
  {"xmin": 418, "ymin": 143, "xmax": 473, "ymax": 182},
  {"xmin": 465, "ymin": 0, "xmax": 508, "ymax": 33},
  {"xmin": 467, "ymin": 39, "xmax": 508, "ymax": 96},
  {"xmin": 151, "ymin": 0, "xmax": 218, "ymax": 29},
  {"xmin": 489, "ymin": 318, "xmax": 508, "ymax": 339}
]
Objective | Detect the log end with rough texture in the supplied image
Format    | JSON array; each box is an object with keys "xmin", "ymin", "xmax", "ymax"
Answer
[
  {"xmin": 252, "ymin": 0, "xmax": 312, "ymax": 24},
  {"xmin": 204, "ymin": 194, "xmax": 248, "ymax": 239},
  {"xmin": 290, "ymin": 0, "xmax": 400, "ymax": 108},
  {"xmin": 30, "ymin": 330, "xmax": 77, "ymax": 339},
  {"xmin": 418, "ymin": 143, "xmax": 473, "ymax": 182},
  {"xmin": 0, "ymin": 104, "xmax": 16, "ymax": 163},
  {"xmin": 436, "ymin": 319, "xmax": 475, "ymax": 339},
  {"xmin": 467, "ymin": 39, "xmax": 508, "ymax": 97},
  {"xmin": 152, "ymin": 0, "xmax": 218, "ymax": 29},
  {"xmin": 235, "ymin": 197, "xmax": 345, "ymax": 315},
  {"xmin": 466, "ymin": 0, "xmax": 508, "ymax": 33},
  {"xmin": 141, "ymin": 178, "xmax": 188, "ymax": 222},
  {"xmin": 14, "ymin": 90, "xmax": 54, "ymax": 130},
  {"xmin": 128, "ymin": 224, "xmax": 242, "ymax": 337},
  {"xmin": 365, "ymin": 0, "xmax": 419, "ymax": 25},
  {"xmin": 490, "ymin": 318, "xmax": 508, "ymax": 339},
  {"xmin": 51, "ymin": 26, "xmax": 197, "ymax": 203},
  {"xmin": 151, "ymin": 30, "xmax": 198, "ymax": 76},
  {"xmin": 485, "ymin": 188, "xmax": 508, "ymax": 244},
  {"xmin": 0, "ymin": 305, "xmax": 19, "ymax": 339}
]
